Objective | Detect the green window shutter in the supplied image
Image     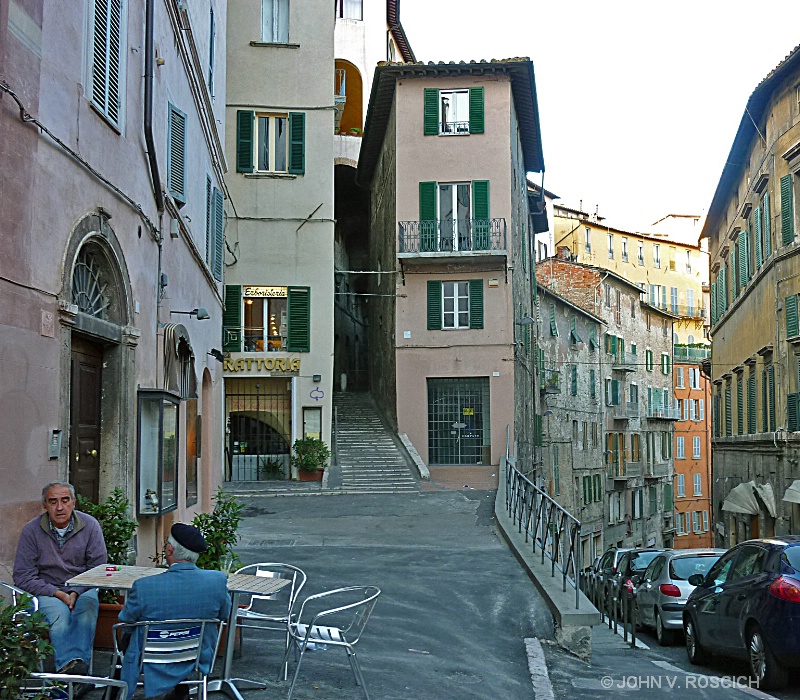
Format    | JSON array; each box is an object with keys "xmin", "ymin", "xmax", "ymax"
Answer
[
  {"xmin": 205, "ymin": 177, "xmax": 212, "ymax": 264},
  {"xmin": 472, "ymin": 180, "xmax": 490, "ymax": 250},
  {"xmin": 646, "ymin": 349, "xmax": 653, "ymax": 371},
  {"xmin": 711, "ymin": 281, "xmax": 717, "ymax": 324},
  {"xmin": 786, "ymin": 294, "xmax": 799, "ymax": 338},
  {"xmin": 287, "ymin": 286, "xmax": 311, "ymax": 351},
  {"xmin": 222, "ymin": 285, "xmax": 242, "ymax": 352},
  {"xmin": 590, "ymin": 369, "xmax": 596, "ymax": 398},
  {"xmin": 664, "ymin": 483, "xmax": 673, "ymax": 512},
  {"xmin": 424, "ymin": 88, "xmax": 439, "ymax": 135},
  {"xmin": 725, "ymin": 386, "xmax": 732, "ymax": 436},
  {"xmin": 288, "ymin": 112, "xmax": 306, "ymax": 174},
  {"xmin": 583, "ymin": 476, "xmax": 590, "ymax": 505},
  {"xmin": 782, "ymin": 174, "xmax": 795, "ymax": 246},
  {"xmin": 738, "ymin": 229, "xmax": 748, "ymax": 286},
  {"xmin": 236, "ymin": 110, "xmax": 254, "ymax": 173},
  {"xmin": 764, "ymin": 192, "xmax": 772, "ymax": 257},
  {"xmin": 469, "ymin": 87, "xmax": 484, "ymax": 134},
  {"xmin": 549, "ymin": 304, "xmax": 558, "ymax": 336},
  {"xmin": 213, "ymin": 188, "xmax": 224, "ymax": 281},
  {"xmin": 762, "ymin": 370, "xmax": 768, "ymax": 433},
  {"xmin": 427, "ymin": 281, "xmax": 442, "ymax": 330},
  {"xmin": 737, "ymin": 378, "xmax": 744, "ymax": 435},
  {"xmin": 419, "ymin": 181, "xmax": 437, "ymax": 252},
  {"xmin": 469, "ymin": 279, "xmax": 484, "ymax": 329},
  {"xmin": 789, "ymin": 393, "xmax": 800, "ymax": 432},
  {"xmin": 754, "ymin": 206, "xmax": 763, "ymax": 268},
  {"xmin": 570, "ymin": 316, "xmax": 582, "ymax": 343},
  {"xmin": 768, "ymin": 365, "xmax": 776, "ymax": 432},
  {"xmin": 610, "ymin": 334, "xmax": 618, "ymax": 356},
  {"xmin": 611, "ymin": 379, "xmax": 619, "ymax": 406},
  {"xmin": 167, "ymin": 104, "xmax": 187, "ymax": 204},
  {"xmin": 571, "ymin": 365, "xmax": 577, "ymax": 395},
  {"xmin": 748, "ymin": 374, "xmax": 756, "ymax": 434}
]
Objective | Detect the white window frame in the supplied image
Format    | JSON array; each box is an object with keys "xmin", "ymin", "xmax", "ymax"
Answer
[
  {"xmin": 676, "ymin": 437, "xmax": 685, "ymax": 459},
  {"xmin": 693, "ymin": 435, "xmax": 701, "ymax": 459},
  {"xmin": 608, "ymin": 233, "xmax": 614, "ymax": 259},
  {"xmin": 687, "ymin": 288, "xmax": 695, "ymax": 315},
  {"xmin": 653, "ymin": 243, "xmax": 661, "ymax": 268},
  {"xmin": 262, "ymin": 0, "xmax": 290, "ymax": 43},
  {"xmin": 692, "ymin": 511, "xmax": 701, "ymax": 533},
  {"xmin": 438, "ymin": 90, "xmax": 470, "ymax": 135},
  {"xmin": 671, "ymin": 287, "xmax": 678, "ymax": 314},
  {"xmin": 689, "ymin": 399, "xmax": 697, "ymax": 421},
  {"xmin": 442, "ymin": 281, "xmax": 470, "ymax": 330},
  {"xmin": 699, "ymin": 399, "xmax": 705, "ymax": 420},
  {"xmin": 336, "ymin": 0, "xmax": 363, "ymax": 20},
  {"xmin": 676, "ymin": 512, "xmax": 685, "ymax": 535},
  {"xmin": 676, "ymin": 367, "xmax": 684, "ymax": 388},
  {"xmin": 86, "ymin": 0, "xmax": 127, "ymax": 131},
  {"xmin": 622, "ymin": 238, "xmax": 628, "ymax": 262},
  {"xmin": 585, "ymin": 227, "xmax": 591, "ymax": 252},
  {"xmin": 703, "ymin": 510, "xmax": 709, "ymax": 532},
  {"xmin": 693, "ymin": 473, "xmax": 702, "ymax": 496},
  {"xmin": 255, "ymin": 113, "xmax": 290, "ymax": 173},
  {"xmin": 638, "ymin": 241, "xmax": 644, "ymax": 265},
  {"xmin": 677, "ymin": 473, "xmax": 685, "ymax": 496}
]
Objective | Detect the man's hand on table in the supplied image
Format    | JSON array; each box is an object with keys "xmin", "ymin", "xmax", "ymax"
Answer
[{"xmin": 55, "ymin": 589, "xmax": 78, "ymax": 610}]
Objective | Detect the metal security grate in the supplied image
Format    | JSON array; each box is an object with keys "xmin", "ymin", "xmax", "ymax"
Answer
[
  {"xmin": 225, "ymin": 378, "xmax": 291, "ymax": 481},
  {"xmin": 427, "ymin": 377, "xmax": 490, "ymax": 465}
]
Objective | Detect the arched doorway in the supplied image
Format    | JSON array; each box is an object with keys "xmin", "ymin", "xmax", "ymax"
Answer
[
  {"xmin": 334, "ymin": 59, "xmax": 363, "ymax": 134},
  {"xmin": 61, "ymin": 216, "xmax": 134, "ymax": 503}
]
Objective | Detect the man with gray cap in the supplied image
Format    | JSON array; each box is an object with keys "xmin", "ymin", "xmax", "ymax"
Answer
[{"xmin": 118, "ymin": 523, "xmax": 231, "ymax": 699}]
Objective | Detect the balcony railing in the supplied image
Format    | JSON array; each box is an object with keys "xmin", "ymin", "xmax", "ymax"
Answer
[
  {"xmin": 645, "ymin": 461, "xmax": 671, "ymax": 478},
  {"xmin": 612, "ymin": 401, "xmax": 640, "ymax": 419},
  {"xmin": 440, "ymin": 120, "xmax": 470, "ymax": 135},
  {"xmin": 398, "ymin": 218, "xmax": 506, "ymax": 254},
  {"xmin": 612, "ymin": 351, "xmax": 637, "ymax": 372},
  {"xmin": 671, "ymin": 304, "xmax": 706, "ymax": 319},
  {"xmin": 673, "ymin": 345, "xmax": 711, "ymax": 362},
  {"xmin": 541, "ymin": 370, "xmax": 560, "ymax": 394},
  {"xmin": 646, "ymin": 405, "xmax": 680, "ymax": 420}
]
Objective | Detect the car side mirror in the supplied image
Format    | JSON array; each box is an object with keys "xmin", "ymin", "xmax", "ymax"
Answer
[{"xmin": 688, "ymin": 574, "xmax": 705, "ymax": 586}]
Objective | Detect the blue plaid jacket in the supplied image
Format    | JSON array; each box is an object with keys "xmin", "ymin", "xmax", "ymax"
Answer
[{"xmin": 118, "ymin": 562, "xmax": 231, "ymax": 698}]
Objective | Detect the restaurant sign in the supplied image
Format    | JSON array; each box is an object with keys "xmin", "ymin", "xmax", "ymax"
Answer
[{"xmin": 223, "ymin": 356, "xmax": 300, "ymax": 373}]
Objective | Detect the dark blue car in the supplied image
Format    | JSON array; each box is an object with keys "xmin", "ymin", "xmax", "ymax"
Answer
[{"xmin": 683, "ymin": 536, "xmax": 800, "ymax": 689}]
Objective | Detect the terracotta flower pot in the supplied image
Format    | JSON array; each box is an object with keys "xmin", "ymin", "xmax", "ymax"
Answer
[
  {"xmin": 94, "ymin": 601, "xmax": 124, "ymax": 649},
  {"xmin": 298, "ymin": 468, "xmax": 324, "ymax": 482}
]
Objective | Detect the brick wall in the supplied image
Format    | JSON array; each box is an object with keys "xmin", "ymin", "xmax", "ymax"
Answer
[{"xmin": 536, "ymin": 259, "xmax": 600, "ymax": 315}]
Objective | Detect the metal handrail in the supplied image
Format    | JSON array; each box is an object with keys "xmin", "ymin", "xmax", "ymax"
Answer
[{"xmin": 504, "ymin": 430, "xmax": 582, "ymax": 608}]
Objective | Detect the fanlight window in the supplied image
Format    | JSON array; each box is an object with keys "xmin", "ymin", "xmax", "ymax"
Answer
[{"xmin": 72, "ymin": 248, "xmax": 109, "ymax": 318}]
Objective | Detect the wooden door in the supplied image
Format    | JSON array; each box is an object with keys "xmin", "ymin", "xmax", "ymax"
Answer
[{"xmin": 70, "ymin": 338, "xmax": 103, "ymax": 503}]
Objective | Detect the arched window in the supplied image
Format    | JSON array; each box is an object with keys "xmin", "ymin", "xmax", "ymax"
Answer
[
  {"xmin": 688, "ymin": 334, "xmax": 695, "ymax": 344},
  {"xmin": 71, "ymin": 246, "xmax": 109, "ymax": 318}
]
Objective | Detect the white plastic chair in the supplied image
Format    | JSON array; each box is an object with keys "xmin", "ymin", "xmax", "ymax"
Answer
[
  {"xmin": 280, "ymin": 586, "xmax": 381, "ymax": 700},
  {"xmin": 233, "ymin": 562, "xmax": 307, "ymax": 678},
  {"xmin": 107, "ymin": 618, "xmax": 222, "ymax": 700},
  {"xmin": 23, "ymin": 672, "xmax": 128, "ymax": 700}
]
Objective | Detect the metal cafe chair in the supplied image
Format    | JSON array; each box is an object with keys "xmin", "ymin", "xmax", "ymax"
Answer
[
  {"xmin": 0, "ymin": 579, "xmax": 40, "ymax": 617},
  {"xmin": 233, "ymin": 562, "xmax": 307, "ymax": 679},
  {"xmin": 23, "ymin": 672, "xmax": 128, "ymax": 700},
  {"xmin": 107, "ymin": 618, "xmax": 222, "ymax": 700},
  {"xmin": 280, "ymin": 586, "xmax": 381, "ymax": 700}
]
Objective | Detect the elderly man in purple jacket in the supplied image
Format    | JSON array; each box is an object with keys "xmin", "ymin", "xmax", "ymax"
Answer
[{"xmin": 14, "ymin": 481, "xmax": 107, "ymax": 674}]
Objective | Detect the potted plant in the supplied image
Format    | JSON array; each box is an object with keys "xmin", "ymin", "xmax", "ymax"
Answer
[
  {"xmin": 349, "ymin": 127, "xmax": 362, "ymax": 136},
  {"xmin": 193, "ymin": 488, "xmax": 243, "ymax": 572},
  {"xmin": 76, "ymin": 488, "xmax": 138, "ymax": 649},
  {"xmin": 291, "ymin": 438, "xmax": 331, "ymax": 482},
  {"xmin": 0, "ymin": 592, "xmax": 54, "ymax": 699}
]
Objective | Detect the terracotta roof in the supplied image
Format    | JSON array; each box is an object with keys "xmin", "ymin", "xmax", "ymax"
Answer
[
  {"xmin": 539, "ymin": 286, "xmax": 606, "ymax": 324},
  {"xmin": 357, "ymin": 58, "xmax": 545, "ymax": 186},
  {"xmin": 386, "ymin": 0, "xmax": 415, "ymax": 63}
]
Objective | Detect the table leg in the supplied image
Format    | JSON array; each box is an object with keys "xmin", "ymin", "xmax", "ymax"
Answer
[{"xmin": 208, "ymin": 591, "xmax": 266, "ymax": 699}]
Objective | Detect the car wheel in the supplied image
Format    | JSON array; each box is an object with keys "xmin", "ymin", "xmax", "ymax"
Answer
[
  {"xmin": 656, "ymin": 610, "xmax": 675, "ymax": 646},
  {"xmin": 684, "ymin": 616, "xmax": 709, "ymax": 665},
  {"xmin": 748, "ymin": 625, "xmax": 789, "ymax": 690}
]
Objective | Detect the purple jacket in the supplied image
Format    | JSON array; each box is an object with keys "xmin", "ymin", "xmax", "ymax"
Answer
[{"xmin": 13, "ymin": 511, "xmax": 107, "ymax": 597}]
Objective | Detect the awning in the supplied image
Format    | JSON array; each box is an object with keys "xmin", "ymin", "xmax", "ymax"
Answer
[
  {"xmin": 783, "ymin": 480, "xmax": 800, "ymax": 504},
  {"xmin": 755, "ymin": 483, "xmax": 777, "ymax": 518},
  {"xmin": 722, "ymin": 481, "xmax": 759, "ymax": 515}
]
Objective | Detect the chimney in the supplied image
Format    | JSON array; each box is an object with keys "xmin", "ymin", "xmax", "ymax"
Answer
[{"xmin": 557, "ymin": 246, "xmax": 572, "ymax": 261}]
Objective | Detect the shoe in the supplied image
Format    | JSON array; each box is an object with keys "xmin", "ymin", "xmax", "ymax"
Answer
[
  {"xmin": 71, "ymin": 660, "xmax": 89, "ymax": 676},
  {"xmin": 57, "ymin": 659, "xmax": 79, "ymax": 674}
]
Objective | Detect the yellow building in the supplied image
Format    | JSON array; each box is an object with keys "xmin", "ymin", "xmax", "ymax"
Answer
[
  {"xmin": 704, "ymin": 45, "xmax": 800, "ymax": 546},
  {"xmin": 552, "ymin": 206, "xmax": 708, "ymax": 345}
]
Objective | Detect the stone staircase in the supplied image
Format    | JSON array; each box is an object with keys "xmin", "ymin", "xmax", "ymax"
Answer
[{"xmin": 332, "ymin": 392, "xmax": 419, "ymax": 493}]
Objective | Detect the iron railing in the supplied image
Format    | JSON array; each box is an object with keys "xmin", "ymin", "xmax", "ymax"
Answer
[
  {"xmin": 504, "ymin": 433, "xmax": 582, "ymax": 608},
  {"xmin": 612, "ymin": 401, "xmax": 639, "ymax": 419},
  {"xmin": 673, "ymin": 345, "xmax": 711, "ymax": 362},
  {"xmin": 646, "ymin": 405, "xmax": 680, "ymax": 420},
  {"xmin": 440, "ymin": 120, "xmax": 470, "ymax": 135},
  {"xmin": 541, "ymin": 370, "xmax": 560, "ymax": 394},
  {"xmin": 612, "ymin": 351, "xmax": 637, "ymax": 371},
  {"xmin": 398, "ymin": 218, "xmax": 506, "ymax": 254}
]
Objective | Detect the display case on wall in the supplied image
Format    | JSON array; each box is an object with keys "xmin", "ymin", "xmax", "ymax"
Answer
[{"xmin": 137, "ymin": 389, "xmax": 180, "ymax": 516}]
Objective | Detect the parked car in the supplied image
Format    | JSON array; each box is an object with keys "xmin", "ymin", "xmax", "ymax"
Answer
[
  {"xmin": 683, "ymin": 536, "xmax": 800, "ymax": 690},
  {"xmin": 633, "ymin": 549, "xmax": 725, "ymax": 646},
  {"xmin": 593, "ymin": 547, "xmax": 632, "ymax": 600},
  {"xmin": 612, "ymin": 548, "xmax": 667, "ymax": 598}
]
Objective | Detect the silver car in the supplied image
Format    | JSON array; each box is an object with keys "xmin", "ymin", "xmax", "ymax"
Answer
[{"xmin": 633, "ymin": 548, "xmax": 726, "ymax": 646}]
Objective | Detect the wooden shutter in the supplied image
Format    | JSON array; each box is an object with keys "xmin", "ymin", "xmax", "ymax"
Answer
[
  {"xmin": 788, "ymin": 393, "xmax": 800, "ymax": 432},
  {"xmin": 91, "ymin": 0, "xmax": 122, "ymax": 126},
  {"xmin": 472, "ymin": 180, "xmax": 490, "ymax": 249},
  {"xmin": 782, "ymin": 174, "xmax": 795, "ymax": 246},
  {"xmin": 710, "ymin": 281, "xmax": 717, "ymax": 324},
  {"xmin": 786, "ymin": 294, "xmax": 799, "ymax": 338},
  {"xmin": 213, "ymin": 188, "xmax": 224, "ymax": 281},
  {"xmin": 754, "ymin": 206, "xmax": 763, "ymax": 268},
  {"xmin": 469, "ymin": 279, "xmax": 483, "ymax": 329},
  {"xmin": 427, "ymin": 281, "xmax": 442, "ymax": 330},
  {"xmin": 549, "ymin": 303, "xmax": 558, "ymax": 336},
  {"xmin": 748, "ymin": 374, "xmax": 756, "ymax": 434},
  {"xmin": 768, "ymin": 366, "xmax": 776, "ymax": 432},
  {"xmin": 664, "ymin": 483, "xmax": 673, "ymax": 512},
  {"xmin": 287, "ymin": 287, "xmax": 311, "ymax": 351},
  {"xmin": 763, "ymin": 192, "xmax": 772, "ymax": 257},
  {"xmin": 205, "ymin": 177, "xmax": 212, "ymax": 264},
  {"xmin": 236, "ymin": 110, "xmax": 255, "ymax": 173},
  {"xmin": 571, "ymin": 365, "xmax": 577, "ymax": 395},
  {"xmin": 288, "ymin": 112, "xmax": 306, "ymax": 174},
  {"xmin": 419, "ymin": 181, "xmax": 437, "ymax": 252},
  {"xmin": 738, "ymin": 229, "xmax": 749, "ymax": 285},
  {"xmin": 424, "ymin": 88, "xmax": 439, "ymax": 135},
  {"xmin": 469, "ymin": 87, "xmax": 484, "ymax": 134},
  {"xmin": 167, "ymin": 104, "xmax": 187, "ymax": 204},
  {"xmin": 222, "ymin": 285, "xmax": 242, "ymax": 352},
  {"xmin": 611, "ymin": 379, "xmax": 619, "ymax": 406}
]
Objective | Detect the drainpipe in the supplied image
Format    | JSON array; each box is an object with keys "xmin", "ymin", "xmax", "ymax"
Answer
[{"xmin": 144, "ymin": 0, "xmax": 164, "ymax": 215}]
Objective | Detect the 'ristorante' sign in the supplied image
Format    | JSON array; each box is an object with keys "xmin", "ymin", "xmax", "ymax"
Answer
[{"xmin": 223, "ymin": 357, "xmax": 300, "ymax": 373}]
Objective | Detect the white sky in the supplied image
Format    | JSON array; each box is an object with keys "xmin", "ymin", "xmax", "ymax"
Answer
[{"xmin": 400, "ymin": 0, "xmax": 800, "ymax": 233}]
